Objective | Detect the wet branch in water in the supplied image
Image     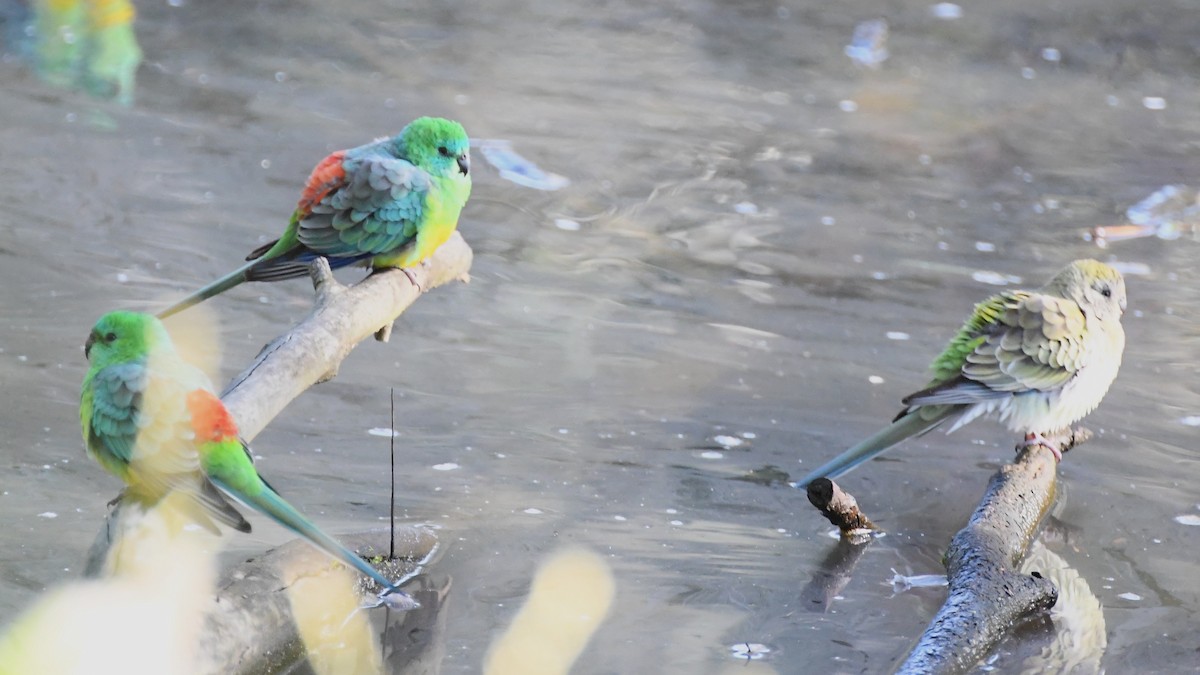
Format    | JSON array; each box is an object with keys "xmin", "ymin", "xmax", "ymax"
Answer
[
  {"xmin": 896, "ymin": 430, "xmax": 1090, "ymax": 674},
  {"xmin": 800, "ymin": 479, "xmax": 879, "ymax": 611},
  {"xmin": 806, "ymin": 478, "xmax": 879, "ymax": 535}
]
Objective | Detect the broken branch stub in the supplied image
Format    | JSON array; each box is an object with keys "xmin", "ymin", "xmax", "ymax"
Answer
[{"xmin": 806, "ymin": 477, "xmax": 879, "ymax": 536}]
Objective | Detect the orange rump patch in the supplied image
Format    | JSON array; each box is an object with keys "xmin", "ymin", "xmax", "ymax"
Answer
[
  {"xmin": 186, "ymin": 390, "xmax": 239, "ymax": 442},
  {"xmin": 297, "ymin": 150, "xmax": 347, "ymax": 216}
]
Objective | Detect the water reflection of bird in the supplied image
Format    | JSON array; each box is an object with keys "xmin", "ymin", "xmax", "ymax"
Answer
[
  {"xmin": 81, "ymin": 310, "xmax": 417, "ymax": 608},
  {"xmin": 158, "ymin": 116, "xmax": 472, "ymax": 318},
  {"xmin": 797, "ymin": 259, "xmax": 1127, "ymax": 487}
]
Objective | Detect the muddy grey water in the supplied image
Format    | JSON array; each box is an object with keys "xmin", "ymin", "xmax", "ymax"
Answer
[{"xmin": 1, "ymin": 0, "xmax": 1197, "ymax": 672}]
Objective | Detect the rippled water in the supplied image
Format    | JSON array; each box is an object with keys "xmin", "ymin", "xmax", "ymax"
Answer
[{"xmin": 2, "ymin": 0, "xmax": 1198, "ymax": 672}]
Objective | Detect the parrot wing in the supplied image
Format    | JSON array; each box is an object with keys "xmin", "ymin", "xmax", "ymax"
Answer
[
  {"xmin": 242, "ymin": 150, "xmax": 430, "ymax": 282},
  {"xmin": 87, "ymin": 360, "xmax": 249, "ymax": 532},
  {"xmin": 85, "ymin": 361, "xmax": 147, "ymax": 473},
  {"xmin": 299, "ymin": 151, "xmax": 430, "ymax": 257},
  {"xmin": 903, "ymin": 290, "xmax": 1088, "ymax": 407}
]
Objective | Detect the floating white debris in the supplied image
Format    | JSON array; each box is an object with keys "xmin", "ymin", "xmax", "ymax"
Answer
[
  {"xmin": 367, "ymin": 427, "xmax": 399, "ymax": 438},
  {"xmin": 116, "ymin": 272, "xmax": 129, "ymax": 283},
  {"xmin": 553, "ymin": 218, "xmax": 581, "ymax": 231},
  {"xmin": 432, "ymin": 463, "xmax": 459, "ymax": 471},
  {"xmin": 1179, "ymin": 416, "xmax": 1200, "ymax": 427},
  {"xmin": 38, "ymin": 512, "xmax": 58, "ymax": 519},
  {"xmin": 930, "ymin": 3, "xmax": 962, "ymax": 19},
  {"xmin": 1128, "ymin": 185, "xmax": 1186, "ymax": 225},
  {"xmin": 670, "ymin": 519, "xmax": 683, "ymax": 526},
  {"xmin": 741, "ymin": 431, "xmax": 757, "ymax": 439},
  {"xmin": 1041, "ymin": 47, "xmax": 1061, "ymax": 62},
  {"xmin": 889, "ymin": 568, "xmax": 948, "ymax": 591},
  {"xmin": 714, "ymin": 435, "xmax": 744, "ymax": 448},
  {"xmin": 1174, "ymin": 514, "xmax": 1200, "ymax": 526},
  {"xmin": 974, "ymin": 241, "xmax": 996, "ymax": 252},
  {"xmin": 729, "ymin": 643, "xmax": 772, "ymax": 661},
  {"xmin": 1106, "ymin": 94, "xmax": 1120, "ymax": 106},
  {"xmin": 1021, "ymin": 67, "xmax": 1036, "ymax": 80},
  {"xmin": 734, "ymin": 201, "xmax": 759, "ymax": 215},
  {"xmin": 886, "ymin": 331, "xmax": 910, "ymax": 341},
  {"xmin": 476, "ymin": 139, "xmax": 569, "ymax": 191},
  {"xmin": 820, "ymin": 216, "xmax": 837, "ymax": 226},
  {"xmin": 868, "ymin": 375, "xmax": 885, "ymax": 384},
  {"xmin": 972, "ymin": 270, "xmax": 1022, "ymax": 286},
  {"xmin": 1117, "ymin": 592, "xmax": 1142, "ymax": 601},
  {"xmin": 1142, "ymin": 97, "xmax": 1167, "ymax": 110},
  {"xmin": 613, "ymin": 515, "xmax": 627, "ymax": 522},
  {"xmin": 839, "ymin": 99, "xmax": 859, "ymax": 112},
  {"xmin": 523, "ymin": 507, "xmax": 544, "ymax": 515},
  {"xmin": 700, "ymin": 450, "xmax": 725, "ymax": 460},
  {"xmin": 844, "ymin": 19, "xmax": 889, "ymax": 69}
]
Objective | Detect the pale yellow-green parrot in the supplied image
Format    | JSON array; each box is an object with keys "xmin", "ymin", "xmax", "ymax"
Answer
[{"xmin": 797, "ymin": 259, "xmax": 1126, "ymax": 487}]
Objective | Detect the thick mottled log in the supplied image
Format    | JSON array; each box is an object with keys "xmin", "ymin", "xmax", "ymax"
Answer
[{"xmin": 896, "ymin": 435, "xmax": 1082, "ymax": 675}]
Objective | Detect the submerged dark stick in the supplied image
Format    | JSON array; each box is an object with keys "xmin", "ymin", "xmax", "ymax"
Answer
[{"xmin": 389, "ymin": 387, "xmax": 396, "ymax": 561}]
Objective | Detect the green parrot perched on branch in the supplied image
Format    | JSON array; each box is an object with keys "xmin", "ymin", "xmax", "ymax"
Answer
[
  {"xmin": 796, "ymin": 259, "xmax": 1127, "ymax": 488},
  {"xmin": 80, "ymin": 311, "xmax": 416, "ymax": 609},
  {"xmin": 157, "ymin": 116, "xmax": 471, "ymax": 319}
]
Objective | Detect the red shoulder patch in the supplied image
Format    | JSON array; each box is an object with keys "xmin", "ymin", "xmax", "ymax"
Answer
[
  {"xmin": 186, "ymin": 389, "xmax": 240, "ymax": 442},
  {"xmin": 296, "ymin": 150, "xmax": 347, "ymax": 217}
]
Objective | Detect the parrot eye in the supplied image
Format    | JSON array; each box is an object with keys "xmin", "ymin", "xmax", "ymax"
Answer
[
  {"xmin": 1099, "ymin": 287, "xmax": 1112, "ymax": 298},
  {"xmin": 105, "ymin": 332, "xmax": 117, "ymax": 342},
  {"xmin": 437, "ymin": 146, "xmax": 450, "ymax": 157}
]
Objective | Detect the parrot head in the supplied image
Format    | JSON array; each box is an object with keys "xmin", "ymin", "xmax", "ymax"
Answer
[
  {"xmin": 397, "ymin": 117, "xmax": 471, "ymax": 180},
  {"xmin": 1044, "ymin": 259, "xmax": 1126, "ymax": 321},
  {"xmin": 84, "ymin": 311, "xmax": 170, "ymax": 367}
]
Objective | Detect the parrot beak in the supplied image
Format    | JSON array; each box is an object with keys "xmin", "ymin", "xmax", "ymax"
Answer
[
  {"xmin": 457, "ymin": 153, "xmax": 470, "ymax": 176},
  {"xmin": 84, "ymin": 332, "xmax": 96, "ymax": 360}
]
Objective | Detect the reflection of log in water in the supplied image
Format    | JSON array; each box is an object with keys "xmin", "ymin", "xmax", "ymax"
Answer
[
  {"xmin": 80, "ymin": 234, "xmax": 474, "ymax": 673},
  {"xmin": 800, "ymin": 536, "xmax": 872, "ymax": 613}
]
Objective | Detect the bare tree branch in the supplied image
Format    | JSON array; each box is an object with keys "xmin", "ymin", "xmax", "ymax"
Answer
[{"xmin": 222, "ymin": 232, "xmax": 474, "ymax": 440}]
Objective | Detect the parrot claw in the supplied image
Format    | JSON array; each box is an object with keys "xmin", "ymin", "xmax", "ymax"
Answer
[
  {"xmin": 1023, "ymin": 432, "xmax": 1062, "ymax": 461},
  {"xmin": 401, "ymin": 267, "xmax": 422, "ymax": 293}
]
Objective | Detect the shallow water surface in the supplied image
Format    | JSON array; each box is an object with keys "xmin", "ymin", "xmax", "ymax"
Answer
[{"xmin": 1, "ymin": 0, "xmax": 1198, "ymax": 672}]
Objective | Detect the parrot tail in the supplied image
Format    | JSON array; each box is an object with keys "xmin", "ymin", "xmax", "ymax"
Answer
[
  {"xmin": 218, "ymin": 478, "xmax": 418, "ymax": 608},
  {"xmin": 157, "ymin": 259, "xmax": 258, "ymax": 319},
  {"xmin": 794, "ymin": 405, "xmax": 958, "ymax": 489}
]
